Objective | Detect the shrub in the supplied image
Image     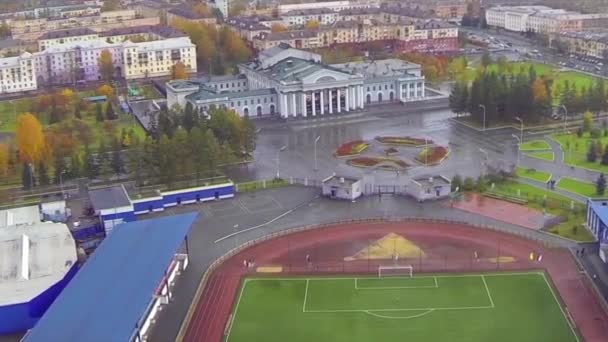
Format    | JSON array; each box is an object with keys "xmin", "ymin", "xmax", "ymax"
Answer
[
  {"xmin": 591, "ymin": 128, "xmax": 602, "ymax": 139},
  {"xmin": 451, "ymin": 174, "xmax": 462, "ymax": 191},
  {"xmin": 475, "ymin": 176, "xmax": 486, "ymax": 192},
  {"xmin": 463, "ymin": 177, "xmax": 475, "ymax": 191},
  {"xmin": 576, "ymin": 128, "xmax": 583, "ymax": 137}
]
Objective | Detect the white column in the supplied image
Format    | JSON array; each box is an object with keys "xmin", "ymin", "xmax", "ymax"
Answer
[
  {"xmin": 312, "ymin": 92, "xmax": 316, "ymax": 116},
  {"xmin": 320, "ymin": 90, "xmax": 325, "ymax": 115},
  {"xmin": 344, "ymin": 87, "xmax": 349, "ymax": 112},
  {"xmin": 328, "ymin": 89, "xmax": 333, "ymax": 114},
  {"xmin": 291, "ymin": 92, "xmax": 297, "ymax": 117},
  {"xmin": 359, "ymin": 85, "xmax": 364, "ymax": 108},
  {"xmin": 280, "ymin": 94, "xmax": 287, "ymax": 118},
  {"xmin": 337, "ymin": 88, "xmax": 341, "ymax": 113},
  {"xmin": 421, "ymin": 82, "xmax": 425, "ymax": 97},
  {"xmin": 351, "ymin": 86, "xmax": 356, "ymax": 109},
  {"xmin": 301, "ymin": 92, "xmax": 307, "ymax": 117}
]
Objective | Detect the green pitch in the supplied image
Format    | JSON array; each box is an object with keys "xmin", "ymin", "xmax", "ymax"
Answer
[{"xmin": 225, "ymin": 272, "xmax": 578, "ymax": 342}]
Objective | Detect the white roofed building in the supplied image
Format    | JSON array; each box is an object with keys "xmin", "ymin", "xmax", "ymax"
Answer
[{"xmin": 0, "ymin": 52, "xmax": 37, "ymax": 94}]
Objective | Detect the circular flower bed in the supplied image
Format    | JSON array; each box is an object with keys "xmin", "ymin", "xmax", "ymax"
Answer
[
  {"xmin": 347, "ymin": 156, "xmax": 409, "ymax": 170},
  {"xmin": 375, "ymin": 136, "xmax": 433, "ymax": 146},
  {"xmin": 416, "ymin": 146, "xmax": 449, "ymax": 165},
  {"xmin": 335, "ymin": 140, "xmax": 370, "ymax": 158}
]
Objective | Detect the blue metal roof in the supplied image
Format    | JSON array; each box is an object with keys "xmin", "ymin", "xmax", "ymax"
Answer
[
  {"xmin": 590, "ymin": 199, "xmax": 608, "ymax": 224},
  {"xmin": 24, "ymin": 212, "xmax": 198, "ymax": 342}
]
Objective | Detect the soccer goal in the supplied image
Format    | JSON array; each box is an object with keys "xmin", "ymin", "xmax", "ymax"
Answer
[{"xmin": 378, "ymin": 265, "xmax": 413, "ymax": 278}]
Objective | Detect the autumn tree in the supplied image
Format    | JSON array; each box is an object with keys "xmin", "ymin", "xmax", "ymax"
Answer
[
  {"xmin": 305, "ymin": 20, "xmax": 320, "ymax": 30},
  {"xmin": 16, "ymin": 113, "xmax": 46, "ymax": 164},
  {"xmin": 271, "ymin": 23, "xmax": 287, "ymax": 32},
  {"xmin": 171, "ymin": 61, "xmax": 188, "ymax": 80},
  {"xmin": 531, "ymin": 79, "xmax": 550, "ymax": 113},
  {"xmin": 98, "ymin": 49, "xmax": 114, "ymax": 82},
  {"xmin": 0, "ymin": 143, "xmax": 8, "ymax": 177},
  {"xmin": 192, "ymin": 4, "xmax": 211, "ymax": 16},
  {"xmin": 105, "ymin": 102, "xmax": 116, "ymax": 120},
  {"xmin": 96, "ymin": 103, "xmax": 104, "ymax": 122},
  {"xmin": 97, "ymin": 84, "xmax": 114, "ymax": 98}
]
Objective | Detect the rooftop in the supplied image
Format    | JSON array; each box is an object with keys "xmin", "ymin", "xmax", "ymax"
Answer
[
  {"xmin": 24, "ymin": 213, "xmax": 198, "ymax": 342},
  {"xmin": 0, "ymin": 205, "xmax": 40, "ymax": 228},
  {"xmin": 123, "ymin": 36, "xmax": 194, "ymax": 51},
  {"xmin": 186, "ymin": 87, "xmax": 276, "ymax": 102},
  {"xmin": 101, "ymin": 25, "xmax": 186, "ymax": 39},
  {"xmin": 89, "ymin": 185, "xmax": 131, "ymax": 211},
  {"xmin": 0, "ymin": 222, "xmax": 76, "ymax": 306},
  {"xmin": 331, "ymin": 59, "xmax": 420, "ymax": 78},
  {"xmin": 323, "ymin": 175, "xmax": 361, "ymax": 187},
  {"xmin": 258, "ymin": 29, "xmax": 318, "ymax": 41},
  {"xmin": 283, "ymin": 8, "xmax": 338, "ymax": 16},
  {"xmin": 39, "ymin": 27, "xmax": 97, "ymax": 40},
  {"xmin": 168, "ymin": 5, "xmax": 214, "ymax": 19},
  {"xmin": 412, "ymin": 175, "xmax": 451, "ymax": 187}
]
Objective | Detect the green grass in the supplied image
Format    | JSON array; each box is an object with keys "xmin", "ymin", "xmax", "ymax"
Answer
[
  {"xmin": 519, "ymin": 140, "xmax": 551, "ymax": 151},
  {"xmin": 552, "ymin": 132, "xmax": 608, "ymax": 172},
  {"xmin": 515, "ymin": 167, "xmax": 551, "ymax": 183},
  {"xmin": 556, "ymin": 177, "xmax": 599, "ymax": 198},
  {"xmin": 524, "ymin": 151, "xmax": 555, "ymax": 162},
  {"xmin": 226, "ymin": 273, "xmax": 577, "ymax": 342}
]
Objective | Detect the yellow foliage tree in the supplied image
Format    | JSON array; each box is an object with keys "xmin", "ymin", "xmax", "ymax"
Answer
[
  {"xmin": 59, "ymin": 88, "xmax": 74, "ymax": 107},
  {"xmin": 172, "ymin": 61, "xmax": 188, "ymax": 80},
  {"xmin": 271, "ymin": 23, "xmax": 287, "ymax": 33},
  {"xmin": 16, "ymin": 113, "xmax": 46, "ymax": 164},
  {"xmin": 532, "ymin": 79, "xmax": 549, "ymax": 103},
  {"xmin": 98, "ymin": 49, "xmax": 114, "ymax": 81},
  {"xmin": 305, "ymin": 20, "xmax": 320, "ymax": 30},
  {"xmin": 97, "ymin": 84, "xmax": 114, "ymax": 98},
  {"xmin": 0, "ymin": 143, "xmax": 8, "ymax": 176},
  {"xmin": 192, "ymin": 4, "xmax": 211, "ymax": 16}
]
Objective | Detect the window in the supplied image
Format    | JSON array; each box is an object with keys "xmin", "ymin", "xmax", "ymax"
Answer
[
  {"xmin": 373, "ymin": 86, "xmax": 376, "ymax": 91},
  {"xmin": 258, "ymin": 98, "xmax": 261, "ymax": 104},
  {"xmin": 237, "ymin": 101, "xmax": 241, "ymax": 106}
]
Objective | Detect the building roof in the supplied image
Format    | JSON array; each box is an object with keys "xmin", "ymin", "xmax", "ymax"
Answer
[
  {"xmin": 101, "ymin": 25, "xmax": 186, "ymax": 39},
  {"xmin": 39, "ymin": 27, "xmax": 97, "ymax": 40},
  {"xmin": 168, "ymin": 5, "xmax": 213, "ymax": 19},
  {"xmin": 186, "ymin": 87, "xmax": 276, "ymax": 103},
  {"xmin": 89, "ymin": 185, "xmax": 131, "ymax": 211},
  {"xmin": 0, "ymin": 205, "xmax": 40, "ymax": 228},
  {"xmin": 412, "ymin": 175, "xmax": 451, "ymax": 187},
  {"xmin": 258, "ymin": 42, "xmax": 292, "ymax": 59},
  {"xmin": 589, "ymin": 199, "xmax": 608, "ymax": 224},
  {"xmin": 258, "ymin": 29, "xmax": 318, "ymax": 41},
  {"xmin": 0, "ymin": 222, "xmax": 76, "ymax": 306},
  {"xmin": 122, "ymin": 36, "xmax": 194, "ymax": 51},
  {"xmin": 323, "ymin": 175, "xmax": 360, "ymax": 187},
  {"xmin": 332, "ymin": 59, "xmax": 420, "ymax": 78},
  {"xmin": 24, "ymin": 213, "xmax": 198, "ymax": 342},
  {"xmin": 0, "ymin": 38, "xmax": 24, "ymax": 50},
  {"xmin": 283, "ymin": 8, "xmax": 338, "ymax": 16}
]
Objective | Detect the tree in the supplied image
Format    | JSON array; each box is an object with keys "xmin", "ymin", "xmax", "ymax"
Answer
[
  {"xmin": 271, "ymin": 23, "xmax": 287, "ymax": 32},
  {"xmin": 597, "ymin": 173, "xmax": 606, "ymax": 196},
  {"xmin": 95, "ymin": 103, "xmax": 104, "ymax": 122},
  {"xmin": 74, "ymin": 101, "xmax": 82, "ymax": 119},
  {"xmin": 97, "ymin": 84, "xmax": 114, "ymax": 98},
  {"xmin": 83, "ymin": 146, "xmax": 98, "ymax": 179},
  {"xmin": 183, "ymin": 102, "xmax": 199, "ymax": 131},
  {"xmin": 451, "ymin": 174, "xmax": 462, "ymax": 191},
  {"xmin": 16, "ymin": 113, "xmax": 46, "ymax": 164},
  {"xmin": 157, "ymin": 134, "xmax": 177, "ymax": 186},
  {"xmin": 98, "ymin": 49, "xmax": 114, "ymax": 82},
  {"xmin": 171, "ymin": 61, "xmax": 188, "ymax": 80},
  {"xmin": 192, "ymin": 3, "xmax": 211, "ymax": 16},
  {"xmin": 481, "ymin": 52, "xmax": 493, "ymax": 68},
  {"xmin": 601, "ymin": 149, "xmax": 608, "ymax": 166},
  {"xmin": 69, "ymin": 153, "xmax": 82, "ymax": 178},
  {"xmin": 583, "ymin": 111, "xmax": 593, "ymax": 132},
  {"xmin": 305, "ymin": 20, "xmax": 320, "ymax": 30},
  {"xmin": 21, "ymin": 164, "xmax": 35, "ymax": 190},
  {"xmin": 496, "ymin": 56, "xmax": 508, "ymax": 74},
  {"xmin": 587, "ymin": 141, "xmax": 598, "ymax": 162},
  {"xmin": 448, "ymin": 57, "xmax": 467, "ymax": 79},
  {"xmin": 0, "ymin": 143, "xmax": 8, "ymax": 177},
  {"xmin": 0, "ymin": 22, "xmax": 11, "ymax": 38},
  {"xmin": 105, "ymin": 102, "xmax": 116, "ymax": 120},
  {"xmin": 53, "ymin": 152, "xmax": 67, "ymax": 184},
  {"xmin": 449, "ymin": 81, "xmax": 468, "ymax": 115},
  {"xmin": 111, "ymin": 138, "xmax": 123, "ymax": 176},
  {"xmin": 37, "ymin": 162, "xmax": 50, "ymax": 186}
]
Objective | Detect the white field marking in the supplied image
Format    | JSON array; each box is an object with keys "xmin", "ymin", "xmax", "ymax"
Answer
[
  {"xmin": 225, "ymin": 278, "xmax": 249, "ymax": 342},
  {"xmin": 245, "ymin": 271, "xmax": 545, "ymax": 282},
  {"xmin": 302, "ymin": 279, "xmax": 310, "ymax": 312},
  {"xmin": 354, "ymin": 277, "xmax": 439, "ymax": 290},
  {"xmin": 481, "ymin": 275, "xmax": 495, "ymax": 308},
  {"xmin": 364, "ymin": 309, "xmax": 435, "ymax": 320},
  {"xmin": 540, "ymin": 273, "xmax": 580, "ymax": 342}
]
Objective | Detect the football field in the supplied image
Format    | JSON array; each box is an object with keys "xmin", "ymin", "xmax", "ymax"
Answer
[{"xmin": 225, "ymin": 272, "xmax": 578, "ymax": 342}]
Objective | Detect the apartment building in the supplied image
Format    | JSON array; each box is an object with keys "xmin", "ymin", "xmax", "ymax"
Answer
[
  {"xmin": 278, "ymin": 1, "xmax": 380, "ymax": 15},
  {"xmin": 38, "ymin": 28, "xmax": 99, "ymax": 51},
  {"xmin": 282, "ymin": 9, "xmax": 340, "ymax": 27},
  {"xmin": 9, "ymin": 10, "xmax": 160, "ymax": 42},
  {"xmin": 0, "ymin": 52, "xmax": 37, "ymax": 94},
  {"xmin": 167, "ymin": 5, "xmax": 217, "ymax": 26},
  {"xmin": 557, "ymin": 30, "xmax": 608, "ymax": 60},
  {"xmin": 122, "ymin": 37, "xmax": 197, "ymax": 79}
]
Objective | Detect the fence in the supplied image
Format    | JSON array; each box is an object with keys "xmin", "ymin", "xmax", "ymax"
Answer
[
  {"xmin": 235, "ymin": 177, "xmax": 322, "ymax": 193},
  {"xmin": 176, "ymin": 216, "xmax": 565, "ymax": 341}
]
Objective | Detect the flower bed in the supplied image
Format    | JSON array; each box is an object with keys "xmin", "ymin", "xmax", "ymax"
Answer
[
  {"xmin": 347, "ymin": 156, "xmax": 409, "ymax": 170},
  {"xmin": 416, "ymin": 146, "xmax": 449, "ymax": 165},
  {"xmin": 335, "ymin": 140, "xmax": 369, "ymax": 157},
  {"xmin": 384, "ymin": 147, "xmax": 398, "ymax": 155},
  {"xmin": 375, "ymin": 136, "xmax": 433, "ymax": 146}
]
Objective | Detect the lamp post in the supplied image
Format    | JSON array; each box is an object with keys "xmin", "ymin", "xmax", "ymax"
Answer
[
  {"xmin": 479, "ymin": 104, "xmax": 486, "ymax": 131},
  {"xmin": 515, "ymin": 116, "xmax": 523, "ymax": 146},
  {"xmin": 561, "ymin": 104, "xmax": 568, "ymax": 133},
  {"xmin": 276, "ymin": 145, "xmax": 287, "ymax": 179},
  {"xmin": 512, "ymin": 134, "xmax": 521, "ymax": 167},
  {"xmin": 313, "ymin": 136, "xmax": 320, "ymax": 172},
  {"xmin": 479, "ymin": 148, "xmax": 489, "ymax": 176}
]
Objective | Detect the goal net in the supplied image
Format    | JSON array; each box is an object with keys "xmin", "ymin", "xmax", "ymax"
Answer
[{"xmin": 378, "ymin": 265, "xmax": 413, "ymax": 278}]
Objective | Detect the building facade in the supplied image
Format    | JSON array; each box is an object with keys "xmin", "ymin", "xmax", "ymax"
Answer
[
  {"xmin": 0, "ymin": 52, "xmax": 37, "ymax": 94},
  {"xmin": 166, "ymin": 44, "xmax": 427, "ymax": 119},
  {"xmin": 556, "ymin": 30, "xmax": 608, "ymax": 60}
]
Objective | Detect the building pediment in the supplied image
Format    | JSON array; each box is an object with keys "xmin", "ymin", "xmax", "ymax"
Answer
[{"xmin": 300, "ymin": 68, "xmax": 353, "ymax": 84}]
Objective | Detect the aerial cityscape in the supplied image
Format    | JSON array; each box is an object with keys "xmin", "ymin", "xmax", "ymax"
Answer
[{"xmin": 0, "ymin": 0, "xmax": 608, "ymax": 341}]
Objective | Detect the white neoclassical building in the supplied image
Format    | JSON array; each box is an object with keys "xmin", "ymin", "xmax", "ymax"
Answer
[{"xmin": 166, "ymin": 43, "xmax": 427, "ymax": 119}]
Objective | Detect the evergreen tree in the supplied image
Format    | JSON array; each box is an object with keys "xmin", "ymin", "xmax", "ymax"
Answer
[
  {"xmin": 53, "ymin": 153, "xmax": 67, "ymax": 184},
  {"xmin": 601, "ymin": 150, "xmax": 608, "ymax": 166},
  {"xmin": 83, "ymin": 146, "xmax": 98, "ymax": 179},
  {"xmin": 21, "ymin": 163, "xmax": 35, "ymax": 190},
  {"xmin": 74, "ymin": 101, "xmax": 82, "ymax": 119},
  {"xmin": 183, "ymin": 102, "xmax": 198, "ymax": 131},
  {"xmin": 597, "ymin": 173, "xmax": 606, "ymax": 196},
  {"xmin": 451, "ymin": 174, "xmax": 463, "ymax": 191},
  {"xmin": 105, "ymin": 102, "xmax": 116, "ymax": 120},
  {"xmin": 587, "ymin": 141, "xmax": 598, "ymax": 162},
  {"xmin": 157, "ymin": 134, "xmax": 177, "ymax": 187},
  {"xmin": 70, "ymin": 153, "xmax": 82, "ymax": 179},
  {"xmin": 95, "ymin": 103, "xmax": 104, "ymax": 122},
  {"xmin": 49, "ymin": 100, "xmax": 60, "ymax": 124},
  {"xmin": 37, "ymin": 162, "xmax": 50, "ymax": 186},
  {"xmin": 111, "ymin": 138, "xmax": 123, "ymax": 176}
]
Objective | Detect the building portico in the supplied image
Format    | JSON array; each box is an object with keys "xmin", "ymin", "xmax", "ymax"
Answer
[{"xmin": 278, "ymin": 83, "xmax": 364, "ymax": 118}]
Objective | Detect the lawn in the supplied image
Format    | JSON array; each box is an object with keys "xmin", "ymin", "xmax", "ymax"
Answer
[
  {"xmin": 519, "ymin": 140, "xmax": 551, "ymax": 151},
  {"xmin": 515, "ymin": 167, "xmax": 551, "ymax": 183},
  {"xmin": 226, "ymin": 273, "xmax": 577, "ymax": 342},
  {"xmin": 552, "ymin": 132, "xmax": 608, "ymax": 173},
  {"xmin": 556, "ymin": 177, "xmax": 599, "ymax": 198},
  {"xmin": 524, "ymin": 151, "xmax": 555, "ymax": 162}
]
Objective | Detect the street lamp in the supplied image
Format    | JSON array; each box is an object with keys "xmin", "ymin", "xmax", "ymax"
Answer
[
  {"xmin": 512, "ymin": 134, "xmax": 521, "ymax": 166},
  {"xmin": 479, "ymin": 148, "xmax": 489, "ymax": 175},
  {"xmin": 479, "ymin": 104, "xmax": 486, "ymax": 131},
  {"xmin": 313, "ymin": 136, "xmax": 321, "ymax": 172},
  {"xmin": 515, "ymin": 116, "xmax": 523, "ymax": 146},
  {"xmin": 276, "ymin": 145, "xmax": 287, "ymax": 179},
  {"xmin": 561, "ymin": 104, "xmax": 568, "ymax": 133}
]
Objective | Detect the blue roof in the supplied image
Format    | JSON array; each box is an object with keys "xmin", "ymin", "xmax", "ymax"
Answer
[
  {"xmin": 25, "ymin": 212, "xmax": 198, "ymax": 342},
  {"xmin": 590, "ymin": 199, "xmax": 608, "ymax": 224}
]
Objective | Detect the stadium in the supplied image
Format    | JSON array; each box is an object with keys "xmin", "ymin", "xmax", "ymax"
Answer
[{"xmin": 177, "ymin": 218, "xmax": 608, "ymax": 342}]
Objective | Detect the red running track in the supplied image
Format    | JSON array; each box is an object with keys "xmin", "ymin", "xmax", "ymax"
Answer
[{"xmin": 182, "ymin": 221, "xmax": 608, "ymax": 342}]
